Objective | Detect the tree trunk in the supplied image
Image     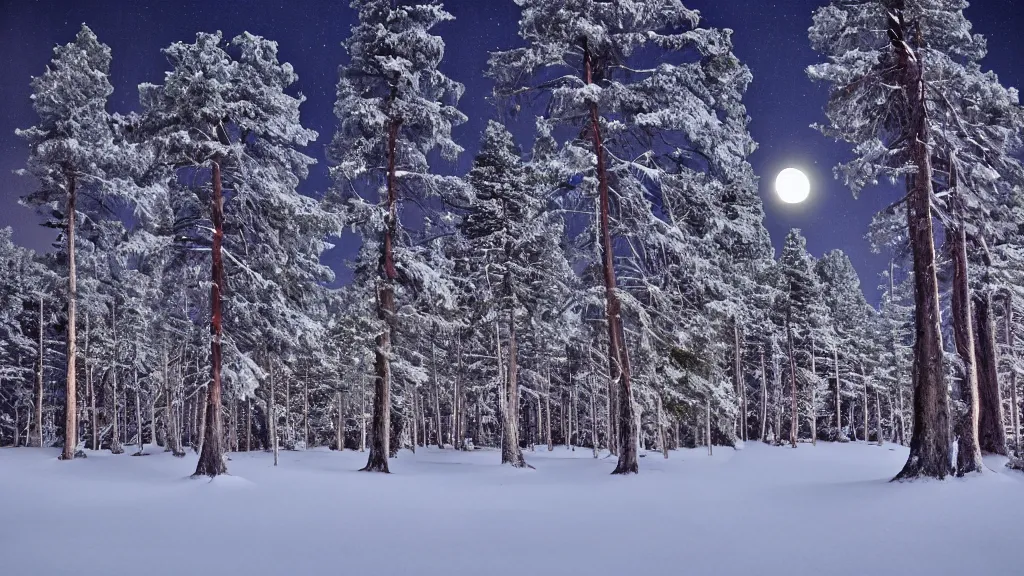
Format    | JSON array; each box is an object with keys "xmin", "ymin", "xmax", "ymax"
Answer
[
  {"xmin": 246, "ymin": 398, "xmax": 252, "ymax": 452},
  {"xmin": 973, "ymin": 291, "xmax": 1006, "ymax": 455},
  {"xmin": 774, "ymin": 356, "xmax": 783, "ymax": 445},
  {"xmin": 432, "ymin": 343, "xmax": 443, "ymax": 449},
  {"xmin": 303, "ymin": 374, "xmax": 310, "ymax": 449},
  {"xmin": 194, "ymin": 160, "xmax": 227, "ymax": 476},
  {"xmin": 657, "ymin": 395, "xmax": 667, "ymax": 459},
  {"xmin": 269, "ymin": 358, "xmax": 279, "ymax": 467},
  {"xmin": 501, "ymin": 306, "xmax": 527, "ymax": 467},
  {"xmin": 362, "ymin": 119, "xmax": 400, "ymax": 473},
  {"xmin": 546, "ymin": 363, "xmax": 554, "ymax": 451},
  {"xmin": 834, "ymin": 347, "xmax": 845, "ymax": 441},
  {"xmin": 342, "ymin": 389, "xmax": 350, "ymax": 448},
  {"xmin": 582, "ymin": 42, "xmax": 636, "ymax": 475},
  {"xmin": 88, "ymin": 315, "xmax": 97, "ymax": 451},
  {"xmin": 30, "ymin": 295, "xmax": 43, "ymax": 448},
  {"xmin": 591, "ymin": 379, "xmax": 599, "ymax": 458},
  {"xmin": 109, "ymin": 304, "xmax": 123, "ymax": 455},
  {"xmin": 454, "ymin": 334, "xmax": 462, "ymax": 450},
  {"xmin": 786, "ymin": 316, "xmax": 798, "ymax": 448},
  {"xmin": 876, "ymin": 386, "xmax": 883, "ymax": 447},
  {"xmin": 948, "ymin": 173, "xmax": 983, "ymax": 476},
  {"xmin": 760, "ymin": 349, "xmax": 768, "ymax": 442},
  {"xmin": 733, "ymin": 319, "xmax": 746, "ymax": 442},
  {"xmin": 890, "ymin": 8, "xmax": 951, "ymax": 481},
  {"xmin": 360, "ymin": 374, "xmax": 366, "ymax": 453},
  {"xmin": 810, "ymin": 337, "xmax": 817, "ymax": 446},
  {"xmin": 134, "ymin": 370, "xmax": 143, "ymax": 455},
  {"xmin": 60, "ymin": 173, "xmax": 78, "ymax": 460},
  {"xmin": 863, "ymin": 367, "xmax": 869, "ymax": 443},
  {"xmin": 1006, "ymin": 293, "xmax": 1021, "ymax": 456},
  {"xmin": 706, "ymin": 396, "xmax": 713, "ymax": 456}
]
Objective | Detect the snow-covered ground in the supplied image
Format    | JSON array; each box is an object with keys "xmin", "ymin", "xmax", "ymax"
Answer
[{"xmin": 2, "ymin": 442, "xmax": 1022, "ymax": 575}]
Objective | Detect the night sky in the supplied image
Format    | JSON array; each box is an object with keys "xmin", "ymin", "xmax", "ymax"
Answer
[{"xmin": 2, "ymin": 0, "xmax": 1023, "ymax": 301}]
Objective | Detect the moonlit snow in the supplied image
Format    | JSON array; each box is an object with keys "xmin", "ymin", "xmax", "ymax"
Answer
[{"xmin": 2, "ymin": 444, "xmax": 1022, "ymax": 576}]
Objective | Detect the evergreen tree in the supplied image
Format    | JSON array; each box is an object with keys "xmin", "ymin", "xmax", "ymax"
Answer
[
  {"xmin": 16, "ymin": 25, "xmax": 138, "ymax": 460},
  {"xmin": 807, "ymin": 0, "xmax": 985, "ymax": 479},
  {"xmin": 491, "ymin": 0, "xmax": 766, "ymax": 473},
  {"xmin": 139, "ymin": 31, "xmax": 319, "ymax": 476},
  {"xmin": 329, "ymin": 0, "xmax": 466, "ymax": 473}
]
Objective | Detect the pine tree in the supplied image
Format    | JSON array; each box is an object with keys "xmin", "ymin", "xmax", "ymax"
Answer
[
  {"xmin": 491, "ymin": 0, "xmax": 764, "ymax": 474},
  {"xmin": 329, "ymin": 0, "xmax": 466, "ymax": 473},
  {"xmin": 139, "ymin": 31, "xmax": 318, "ymax": 476},
  {"xmin": 16, "ymin": 25, "xmax": 151, "ymax": 460},
  {"xmin": 807, "ymin": 0, "xmax": 983, "ymax": 479}
]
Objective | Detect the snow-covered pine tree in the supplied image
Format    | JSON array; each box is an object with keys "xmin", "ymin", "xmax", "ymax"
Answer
[
  {"xmin": 491, "ymin": 0, "xmax": 765, "ymax": 473},
  {"xmin": 329, "ymin": 0, "xmax": 466, "ymax": 473},
  {"xmin": 807, "ymin": 0, "xmax": 987, "ymax": 479},
  {"xmin": 16, "ymin": 24, "xmax": 134, "ymax": 460},
  {"xmin": 139, "ymin": 31, "xmax": 319, "ymax": 476}
]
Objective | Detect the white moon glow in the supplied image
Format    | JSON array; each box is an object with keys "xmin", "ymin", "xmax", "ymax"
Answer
[{"xmin": 776, "ymin": 168, "xmax": 811, "ymax": 204}]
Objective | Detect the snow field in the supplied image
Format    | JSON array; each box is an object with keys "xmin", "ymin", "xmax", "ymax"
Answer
[{"xmin": 1, "ymin": 442, "xmax": 1022, "ymax": 576}]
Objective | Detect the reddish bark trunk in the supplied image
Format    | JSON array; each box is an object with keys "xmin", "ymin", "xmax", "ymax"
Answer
[
  {"xmin": 362, "ymin": 119, "xmax": 401, "ymax": 473},
  {"xmin": 195, "ymin": 160, "xmax": 227, "ymax": 477},
  {"xmin": 583, "ymin": 41, "xmax": 637, "ymax": 475}
]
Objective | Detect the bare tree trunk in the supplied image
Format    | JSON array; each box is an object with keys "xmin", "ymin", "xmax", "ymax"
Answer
[
  {"xmin": 134, "ymin": 370, "xmax": 144, "ymax": 455},
  {"xmin": 196, "ymin": 386, "xmax": 208, "ymax": 456},
  {"xmin": 973, "ymin": 291, "xmax": 1007, "ymax": 455},
  {"xmin": 362, "ymin": 119, "xmax": 401, "ymax": 473},
  {"xmin": 786, "ymin": 316, "xmax": 798, "ymax": 448},
  {"xmin": 863, "ymin": 368, "xmax": 869, "ymax": 443},
  {"xmin": 890, "ymin": 7, "xmax": 951, "ymax": 481},
  {"xmin": 501, "ymin": 306, "xmax": 527, "ymax": 468},
  {"xmin": 876, "ymin": 386, "xmax": 883, "ymax": 447},
  {"xmin": 733, "ymin": 319, "xmax": 745, "ymax": 442},
  {"xmin": 657, "ymin": 395, "xmax": 667, "ymax": 459},
  {"xmin": 194, "ymin": 160, "xmax": 227, "ymax": 477},
  {"xmin": 774, "ymin": 356, "xmax": 783, "ymax": 445},
  {"xmin": 810, "ymin": 337, "xmax": 817, "ymax": 446},
  {"xmin": 706, "ymin": 396, "xmax": 712, "ymax": 456},
  {"xmin": 760, "ymin": 349, "xmax": 768, "ymax": 442},
  {"xmin": 360, "ymin": 374, "xmax": 366, "ymax": 453},
  {"xmin": 12, "ymin": 395, "xmax": 18, "ymax": 447},
  {"xmin": 269, "ymin": 357, "xmax": 278, "ymax": 467},
  {"xmin": 285, "ymin": 376, "xmax": 291, "ymax": 448},
  {"xmin": 298, "ymin": 379, "xmax": 307, "ymax": 448},
  {"xmin": 949, "ymin": 172, "xmax": 983, "ymax": 476},
  {"xmin": 110, "ymin": 304, "xmax": 123, "ymax": 455},
  {"xmin": 454, "ymin": 335, "xmax": 462, "ymax": 450},
  {"xmin": 834, "ymin": 347, "xmax": 845, "ymax": 441},
  {"xmin": 1007, "ymin": 293, "xmax": 1021, "ymax": 456},
  {"xmin": 411, "ymin": 383, "xmax": 420, "ymax": 451},
  {"xmin": 89, "ymin": 316, "xmax": 97, "ymax": 451},
  {"xmin": 229, "ymin": 397, "xmax": 237, "ymax": 451},
  {"xmin": 591, "ymin": 379, "xmax": 599, "ymax": 458},
  {"xmin": 342, "ymin": 389, "xmax": 350, "ymax": 448},
  {"xmin": 30, "ymin": 295, "xmax": 43, "ymax": 448},
  {"xmin": 61, "ymin": 173, "xmax": 78, "ymax": 460},
  {"xmin": 546, "ymin": 363, "xmax": 554, "ymax": 451},
  {"xmin": 246, "ymin": 398, "xmax": 252, "ymax": 452},
  {"xmin": 582, "ymin": 42, "xmax": 636, "ymax": 475},
  {"xmin": 432, "ymin": 343, "xmax": 443, "ymax": 449}
]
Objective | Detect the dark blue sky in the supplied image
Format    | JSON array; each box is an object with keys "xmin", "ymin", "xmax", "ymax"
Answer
[{"xmin": 2, "ymin": 0, "xmax": 1022, "ymax": 300}]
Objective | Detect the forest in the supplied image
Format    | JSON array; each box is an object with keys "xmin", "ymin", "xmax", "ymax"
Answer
[{"xmin": 1, "ymin": 0, "xmax": 1023, "ymax": 487}]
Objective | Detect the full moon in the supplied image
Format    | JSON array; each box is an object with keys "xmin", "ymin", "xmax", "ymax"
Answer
[{"xmin": 776, "ymin": 168, "xmax": 810, "ymax": 204}]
